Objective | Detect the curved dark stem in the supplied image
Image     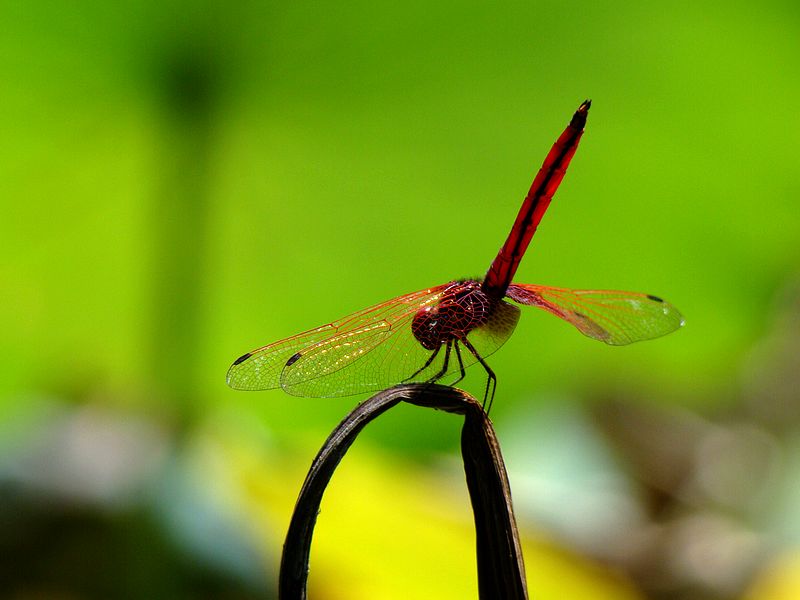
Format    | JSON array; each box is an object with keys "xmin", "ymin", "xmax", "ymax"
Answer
[{"xmin": 278, "ymin": 384, "xmax": 527, "ymax": 600}]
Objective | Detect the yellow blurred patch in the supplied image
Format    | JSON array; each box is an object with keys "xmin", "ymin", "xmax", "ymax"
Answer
[{"xmin": 744, "ymin": 551, "xmax": 800, "ymax": 600}]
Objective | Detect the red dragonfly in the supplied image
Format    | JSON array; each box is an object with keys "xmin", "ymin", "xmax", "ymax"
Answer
[{"xmin": 227, "ymin": 101, "xmax": 683, "ymax": 408}]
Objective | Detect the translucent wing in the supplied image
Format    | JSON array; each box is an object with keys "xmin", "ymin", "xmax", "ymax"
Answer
[
  {"xmin": 506, "ymin": 284, "xmax": 683, "ymax": 345},
  {"xmin": 226, "ymin": 286, "xmax": 448, "ymax": 394},
  {"xmin": 465, "ymin": 299, "xmax": 521, "ymax": 360},
  {"xmin": 282, "ymin": 292, "xmax": 521, "ymax": 397}
]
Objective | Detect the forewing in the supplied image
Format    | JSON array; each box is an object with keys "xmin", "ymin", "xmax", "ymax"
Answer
[
  {"xmin": 506, "ymin": 284, "xmax": 683, "ymax": 345},
  {"xmin": 280, "ymin": 288, "xmax": 448, "ymax": 397},
  {"xmin": 227, "ymin": 323, "xmax": 340, "ymax": 390},
  {"xmin": 227, "ymin": 286, "xmax": 448, "ymax": 395}
]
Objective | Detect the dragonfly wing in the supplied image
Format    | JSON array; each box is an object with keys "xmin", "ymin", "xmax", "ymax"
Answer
[
  {"xmin": 282, "ymin": 293, "xmax": 524, "ymax": 395},
  {"xmin": 506, "ymin": 284, "xmax": 684, "ymax": 345},
  {"xmin": 226, "ymin": 324, "xmax": 339, "ymax": 391},
  {"xmin": 280, "ymin": 314, "xmax": 434, "ymax": 396},
  {"xmin": 279, "ymin": 319, "xmax": 394, "ymax": 396},
  {"xmin": 228, "ymin": 286, "xmax": 448, "ymax": 395},
  {"xmin": 464, "ymin": 299, "xmax": 521, "ymax": 362}
]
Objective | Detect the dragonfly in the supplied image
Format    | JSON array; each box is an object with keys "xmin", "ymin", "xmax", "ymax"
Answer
[{"xmin": 227, "ymin": 100, "xmax": 683, "ymax": 409}]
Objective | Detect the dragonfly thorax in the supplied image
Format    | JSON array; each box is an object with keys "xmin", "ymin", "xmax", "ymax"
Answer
[{"xmin": 411, "ymin": 280, "xmax": 492, "ymax": 350}]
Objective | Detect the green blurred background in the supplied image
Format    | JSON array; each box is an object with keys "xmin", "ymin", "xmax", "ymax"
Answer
[{"xmin": 2, "ymin": 1, "xmax": 800, "ymax": 598}]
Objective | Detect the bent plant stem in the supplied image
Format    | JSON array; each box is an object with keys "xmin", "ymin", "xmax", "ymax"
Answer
[{"xmin": 278, "ymin": 384, "xmax": 528, "ymax": 600}]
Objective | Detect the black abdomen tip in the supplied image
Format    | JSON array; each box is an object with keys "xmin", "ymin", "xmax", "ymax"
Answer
[
  {"xmin": 571, "ymin": 99, "xmax": 592, "ymax": 128},
  {"xmin": 232, "ymin": 352, "xmax": 252, "ymax": 366}
]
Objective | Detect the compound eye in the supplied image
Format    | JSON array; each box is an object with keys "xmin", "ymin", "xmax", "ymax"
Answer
[{"xmin": 411, "ymin": 305, "xmax": 441, "ymax": 350}]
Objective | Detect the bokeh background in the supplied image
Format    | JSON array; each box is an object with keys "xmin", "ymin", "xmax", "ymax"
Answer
[{"xmin": 2, "ymin": 1, "xmax": 799, "ymax": 598}]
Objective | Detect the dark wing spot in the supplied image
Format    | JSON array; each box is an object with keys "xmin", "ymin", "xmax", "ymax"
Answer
[
  {"xmin": 285, "ymin": 352, "xmax": 302, "ymax": 367},
  {"xmin": 232, "ymin": 352, "xmax": 252, "ymax": 366},
  {"xmin": 647, "ymin": 294, "xmax": 664, "ymax": 303}
]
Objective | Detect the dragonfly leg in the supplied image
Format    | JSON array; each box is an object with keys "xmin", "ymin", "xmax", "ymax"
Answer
[
  {"xmin": 460, "ymin": 337, "xmax": 497, "ymax": 412},
  {"xmin": 424, "ymin": 340, "xmax": 452, "ymax": 384},
  {"xmin": 450, "ymin": 341, "xmax": 467, "ymax": 386},
  {"xmin": 404, "ymin": 343, "xmax": 443, "ymax": 382}
]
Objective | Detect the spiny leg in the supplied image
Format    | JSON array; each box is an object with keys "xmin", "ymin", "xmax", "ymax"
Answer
[
  {"xmin": 404, "ymin": 343, "xmax": 442, "ymax": 382},
  {"xmin": 460, "ymin": 337, "xmax": 497, "ymax": 412},
  {"xmin": 424, "ymin": 340, "xmax": 453, "ymax": 384},
  {"xmin": 450, "ymin": 341, "xmax": 467, "ymax": 386}
]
